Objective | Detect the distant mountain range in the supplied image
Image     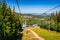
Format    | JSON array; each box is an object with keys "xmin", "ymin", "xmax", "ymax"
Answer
[{"xmin": 17, "ymin": 13, "xmax": 51, "ymax": 17}]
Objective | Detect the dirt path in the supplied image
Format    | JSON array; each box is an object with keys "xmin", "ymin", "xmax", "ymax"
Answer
[
  {"xmin": 22, "ymin": 30, "xmax": 39, "ymax": 40},
  {"xmin": 27, "ymin": 29, "xmax": 44, "ymax": 40}
]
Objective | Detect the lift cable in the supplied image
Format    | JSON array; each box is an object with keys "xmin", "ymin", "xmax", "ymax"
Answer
[
  {"xmin": 43, "ymin": 5, "xmax": 60, "ymax": 14},
  {"xmin": 16, "ymin": 0, "xmax": 21, "ymax": 13}
]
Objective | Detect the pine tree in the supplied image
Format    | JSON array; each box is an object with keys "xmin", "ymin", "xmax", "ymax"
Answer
[
  {"xmin": 57, "ymin": 11, "xmax": 60, "ymax": 22},
  {"xmin": 57, "ymin": 11, "xmax": 60, "ymax": 32},
  {"xmin": 0, "ymin": 0, "xmax": 23, "ymax": 40}
]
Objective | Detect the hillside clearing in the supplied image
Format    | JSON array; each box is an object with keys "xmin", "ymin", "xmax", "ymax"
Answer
[{"xmin": 30, "ymin": 27, "xmax": 60, "ymax": 40}]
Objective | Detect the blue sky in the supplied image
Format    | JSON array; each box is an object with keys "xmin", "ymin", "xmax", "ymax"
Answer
[{"xmin": 6, "ymin": 0, "xmax": 60, "ymax": 14}]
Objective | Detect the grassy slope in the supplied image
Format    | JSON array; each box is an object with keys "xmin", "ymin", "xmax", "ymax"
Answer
[{"xmin": 31, "ymin": 27, "xmax": 60, "ymax": 40}]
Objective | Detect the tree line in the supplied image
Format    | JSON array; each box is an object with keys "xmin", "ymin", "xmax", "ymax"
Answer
[{"xmin": 40, "ymin": 11, "xmax": 60, "ymax": 32}]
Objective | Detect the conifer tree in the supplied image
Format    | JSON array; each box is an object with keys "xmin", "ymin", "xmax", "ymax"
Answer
[{"xmin": 0, "ymin": 0, "xmax": 23, "ymax": 40}]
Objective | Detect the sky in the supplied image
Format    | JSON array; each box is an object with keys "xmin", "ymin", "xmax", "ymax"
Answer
[{"xmin": 6, "ymin": 0, "xmax": 60, "ymax": 14}]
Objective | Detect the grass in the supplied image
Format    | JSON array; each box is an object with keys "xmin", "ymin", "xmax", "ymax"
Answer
[{"xmin": 30, "ymin": 27, "xmax": 60, "ymax": 40}]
